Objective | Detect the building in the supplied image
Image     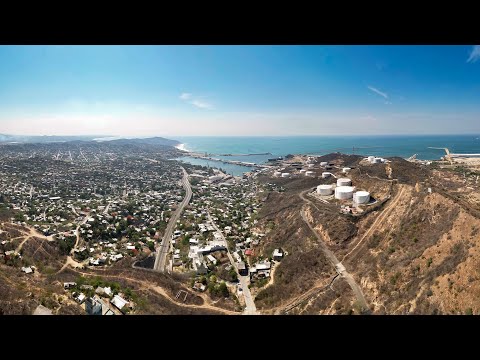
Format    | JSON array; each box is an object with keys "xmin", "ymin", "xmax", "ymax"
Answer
[
  {"xmin": 85, "ymin": 297, "xmax": 103, "ymax": 315},
  {"xmin": 111, "ymin": 295, "xmax": 129, "ymax": 312},
  {"xmin": 236, "ymin": 261, "xmax": 248, "ymax": 276},
  {"xmin": 64, "ymin": 282, "xmax": 76, "ymax": 289},
  {"xmin": 273, "ymin": 248, "xmax": 283, "ymax": 261},
  {"xmin": 21, "ymin": 266, "xmax": 33, "ymax": 274}
]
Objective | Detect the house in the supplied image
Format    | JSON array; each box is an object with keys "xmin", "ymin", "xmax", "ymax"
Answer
[
  {"xmin": 64, "ymin": 282, "xmax": 77, "ymax": 289},
  {"xmin": 256, "ymin": 261, "xmax": 271, "ymax": 271},
  {"xmin": 206, "ymin": 254, "xmax": 217, "ymax": 265},
  {"xmin": 74, "ymin": 293, "xmax": 86, "ymax": 304},
  {"xmin": 21, "ymin": 266, "xmax": 33, "ymax": 274},
  {"xmin": 245, "ymin": 249, "xmax": 254, "ymax": 257},
  {"xmin": 236, "ymin": 262, "xmax": 248, "ymax": 276},
  {"xmin": 273, "ymin": 249, "xmax": 283, "ymax": 261},
  {"xmin": 85, "ymin": 297, "xmax": 102, "ymax": 315},
  {"xmin": 110, "ymin": 253, "xmax": 123, "ymax": 262},
  {"xmin": 193, "ymin": 282, "xmax": 206, "ymax": 292},
  {"xmin": 194, "ymin": 260, "xmax": 208, "ymax": 275},
  {"xmin": 4, "ymin": 250, "xmax": 17, "ymax": 260},
  {"xmin": 111, "ymin": 294, "xmax": 129, "ymax": 312}
]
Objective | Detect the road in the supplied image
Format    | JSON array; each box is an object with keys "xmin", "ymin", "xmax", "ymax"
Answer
[
  {"xmin": 207, "ymin": 211, "xmax": 258, "ymax": 315},
  {"xmin": 103, "ymin": 201, "xmax": 112, "ymax": 215},
  {"xmin": 154, "ymin": 167, "xmax": 192, "ymax": 272},
  {"xmin": 341, "ymin": 185, "xmax": 405, "ymax": 262},
  {"xmin": 56, "ymin": 212, "xmax": 91, "ymax": 274},
  {"xmin": 299, "ymin": 191, "xmax": 369, "ymax": 313},
  {"xmin": 68, "ymin": 268, "xmax": 238, "ymax": 314}
]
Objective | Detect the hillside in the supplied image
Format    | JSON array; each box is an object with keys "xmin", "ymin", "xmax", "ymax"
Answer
[
  {"xmin": 252, "ymin": 153, "xmax": 480, "ymax": 314},
  {"xmin": 0, "ymin": 134, "xmax": 181, "ymax": 148}
]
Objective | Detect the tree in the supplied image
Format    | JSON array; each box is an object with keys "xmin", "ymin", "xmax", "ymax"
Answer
[
  {"xmin": 218, "ymin": 282, "xmax": 229, "ymax": 298},
  {"xmin": 148, "ymin": 241, "xmax": 155, "ymax": 252}
]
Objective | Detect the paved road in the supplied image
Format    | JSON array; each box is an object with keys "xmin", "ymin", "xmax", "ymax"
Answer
[
  {"xmin": 154, "ymin": 167, "xmax": 192, "ymax": 272},
  {"xmin": 207, "ymin": 211, "xmax": 258, "ymax": 315},
  {"xmin": 299, "ymin": 191, "xmax": 369, "ymax": 313}
]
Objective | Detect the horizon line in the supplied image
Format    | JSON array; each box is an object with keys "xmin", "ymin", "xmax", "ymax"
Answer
[{"xmin": 2, "ymin": 133, "xmax": 480, "ymax": 138}]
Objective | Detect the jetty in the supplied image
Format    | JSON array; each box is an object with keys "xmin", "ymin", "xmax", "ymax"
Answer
[
  {"xmin": 187, "ymin": 153, "xmax": 272, "ymax": 168},
  {"xmin": 215, "ymin": 152, "xmax": 272, "ymax": 157}
]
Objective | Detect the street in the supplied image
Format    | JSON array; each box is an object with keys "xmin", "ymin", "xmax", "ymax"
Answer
[
  {"xmin": 207, "ymin": 211, "xmax": 258, "ymax": 315},
  {"xmin": 154, "ymin": 167, "xmax": 192, "ymax": 272}
]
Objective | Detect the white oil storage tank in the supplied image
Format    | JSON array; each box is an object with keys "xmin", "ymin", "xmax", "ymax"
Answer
[
  {"xmin": 281, "ymin": 172, "xmax": 290, "ymax": 178},
  {"xmin": 337, "ymin": 178, "xmax": 352, "ymax": 187},
  {"xmin": 305, "ymin": 171, "xmax": 314, "ymax": 176},
  {"xmin": 317, "ymin": 184, "xmax": 334, "ymax": 195},
  {"xmin": 322, "ymin": 172, "xmax": 331, "ymax": 178},
  {"xmin": 353, "ymin": 191, "xmax": 370, "ymax": 204},
  {"xmin": 335, "ymin": 186, "xmax": 354, "ymax": 200},
  {"xmin": 320, "ymin": 162, "xmax": 328, "ymax": 166},
  {"xmin": 342, "ymin": 167, "xmax": 351, "ymax": 173}
]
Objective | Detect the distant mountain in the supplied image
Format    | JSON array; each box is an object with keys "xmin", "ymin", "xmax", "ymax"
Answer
[
  {"xmin": 0, "ymin": 134, "xmax": 101, "ymax": 144},
  {"xmin": 0, "ymin": 134, "xmax": 180, "ymax": 147},
  {"xmin": 103, "ymin": 137, "xmax": 181, "ymax": 147}
]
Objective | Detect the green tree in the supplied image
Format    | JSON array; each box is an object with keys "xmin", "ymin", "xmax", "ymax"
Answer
[{"xmin": 218, "ymin": 282, "xmax": 229, "ymax": 298}]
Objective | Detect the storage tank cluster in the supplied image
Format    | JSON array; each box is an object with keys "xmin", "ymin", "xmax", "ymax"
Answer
[{"xmin": 317, "ymin": 184, "xmax": 334, "ymax": 196}]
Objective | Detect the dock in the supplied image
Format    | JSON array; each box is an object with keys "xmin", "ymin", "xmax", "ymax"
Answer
[{"xmin": 187, "ymin": 154, "xmax": 271, "ymax": 168}]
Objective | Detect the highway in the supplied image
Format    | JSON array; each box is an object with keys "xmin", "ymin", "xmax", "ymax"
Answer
[{"xmin": 154, "ymin": 167, "xmax": 192, "ymax": 272}]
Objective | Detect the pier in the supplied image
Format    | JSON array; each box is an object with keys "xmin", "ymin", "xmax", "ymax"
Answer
[
  {"xmin": 214, "ymin": 152, "xmax": 272, "ymax": 156},
  {"xmin": 187, "ymin": 153, "xmax": 271, "ymax": 168}
]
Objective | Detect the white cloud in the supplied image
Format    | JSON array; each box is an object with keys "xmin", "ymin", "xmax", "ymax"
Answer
[
  {"xmin": 190, "ymin": 99, "xmax": 213, "ymax": 109},
  {"xmin": 467, "ymin": 45, "xmax": 480, "ymax": 63},
  {"xmin": 367, "ymin": 85, "xmax": 388, "ymax": 99},
  {"xmin": 179, "ymin": 93, "xmax": 192, "ymax": 100},
  {"xmin": 179, "ymin": 92, "xmax": 214, "ymax": 110}
]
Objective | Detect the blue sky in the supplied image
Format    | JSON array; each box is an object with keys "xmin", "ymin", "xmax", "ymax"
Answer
[{"xmin": 0, "ymin": 45, "xmax": 479, "ymax": 136}]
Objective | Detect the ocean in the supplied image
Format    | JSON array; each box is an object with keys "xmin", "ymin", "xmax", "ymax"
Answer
[{"xmin": 173, "ymin": 135, "xmax": 480, "ymax": 176}]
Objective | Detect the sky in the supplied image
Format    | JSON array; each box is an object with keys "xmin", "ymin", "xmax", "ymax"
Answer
[{"xmin": 0, "ymin": 45, "xmax": 479, "ymax": 137}]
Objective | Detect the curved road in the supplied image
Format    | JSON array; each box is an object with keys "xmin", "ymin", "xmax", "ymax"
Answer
[
  {"xmin": 154, "ymin": 167, "xmax": 192, "ymax": 272},
  {"xmin": 299, "ymin": 191, "xmax": 369, "ymax": 313}
]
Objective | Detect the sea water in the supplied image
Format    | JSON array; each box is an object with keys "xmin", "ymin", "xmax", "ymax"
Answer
[{"xmin": 174, "ymin": 135, "xmax": 480, "ymax": 176}]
